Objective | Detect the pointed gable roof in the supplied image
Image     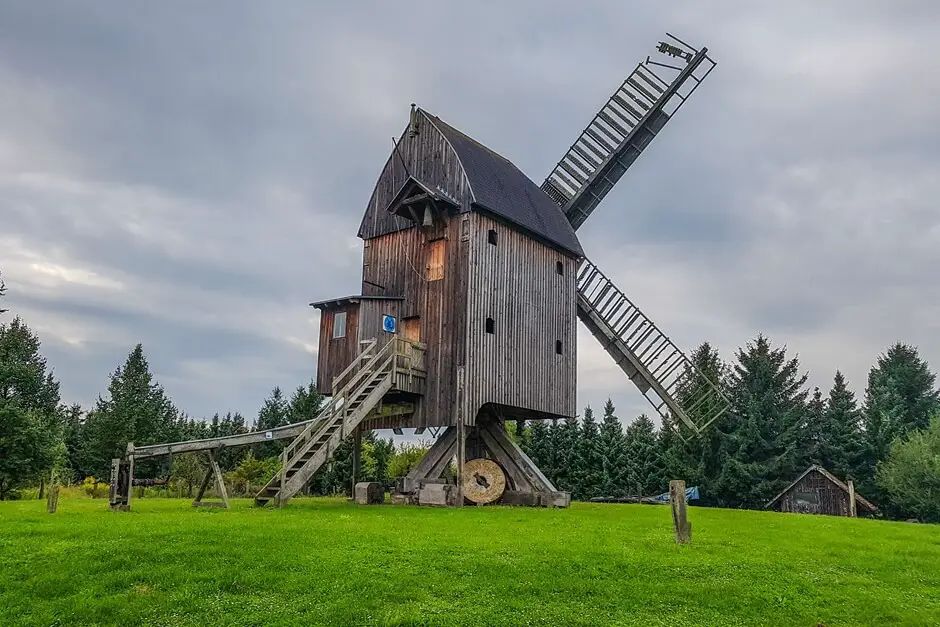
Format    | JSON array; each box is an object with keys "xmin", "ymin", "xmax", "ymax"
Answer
[
  {"xmin": 424, "ymin": 111, "xmax": 584, "ymax": 258},
  {"xmin": 765, "ymin": 465, "xmax": 878, "ymax": 513}
]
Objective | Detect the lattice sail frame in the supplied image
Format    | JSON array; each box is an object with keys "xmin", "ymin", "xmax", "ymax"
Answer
[{"xmin": 542, "ymin": 34, "xmax": 729, "ymax": 436}]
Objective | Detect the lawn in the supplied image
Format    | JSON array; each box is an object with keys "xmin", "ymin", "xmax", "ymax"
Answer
[{"xmin": 1, "ymin": 497, "xmax": 938, "ymax": 626}]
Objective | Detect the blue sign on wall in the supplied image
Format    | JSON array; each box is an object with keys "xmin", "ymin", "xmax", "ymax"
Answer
[{"xmin": 382, "ymin": 315, "xmax": 397, "ymax": 334}]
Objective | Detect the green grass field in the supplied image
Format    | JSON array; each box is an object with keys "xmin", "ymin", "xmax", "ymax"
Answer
[{"xmin": 1, "ymin": 497, "xmax": 938, "ymax": 626}]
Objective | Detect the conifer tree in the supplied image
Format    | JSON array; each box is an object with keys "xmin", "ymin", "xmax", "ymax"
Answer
[
  {"xmin": 861, "ymin": 343, "xmax": 939, "ymax": 490},
  {"xmin": 289, "ymin": 381, "xmax": 325, "ymax": 423},
  {"xmin": 82, "ymin": 344, "xmax": 178, "ymax": 479},
  {"xmin": 253, "ymin": 386, "xmax": 290, "ymax": 458},
  {"xmin": 214, "ymin": 411, "xmax": 249, "ymax": 471},
  {"xmin": 716, "ymin": 334, "xmax": 809, "ymax": 508},
  {"xmin": 551, "ymin": 416, "xmax": 581, "ymax": 493},
  {"xmin": 0, "ymin": 271, "xmax": 7, "ymax": 315},
  {"xmin": 574, "ymin": 406, "xmax": 602, "ymax": 499},
  {"xmin": 624, "ymin": 414, "xmax": 665, "ymax": 496},
  {"xmin": 525, "ymin": 419, "xmax": 554, "ymax": 481},
  {"xmin": 820, "ymin": 371, "xmax": 863, "ymax": 480},
  {"xmin": 804, "ymin": 387, "xmax": 827, "ymax": 468},
  {"xmin": 663, "ymin": 342, "xmax": 730, "ymax": 499},
  {"xmin": 61, "ymin": 403, "xmax": 85, "ymax": 482},
  {"xmin": 597, "ymin": 399, "xmax": 629, "ymax": 497},
  {"xmin": 0, "ymin": 317, "xmax": 64, "ymax": 498}
]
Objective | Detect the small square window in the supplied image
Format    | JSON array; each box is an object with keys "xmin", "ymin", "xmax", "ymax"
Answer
[
  {"xmin": 487, "ymin": 229, "xmax": 498, "ymax": 246},
  {"xmin": 333, "ymin": 311, "xmax": 347, "ymax": 339},
  {"xmin": 555, "ymin": 340, "xmax": 563, "ymax": 355},
  {"xmin": 485, "ymin": 318, "xmax": 495, "ymax": 334},
  {"xmin": 556, "ymin": 261, "xmax": 564, "ymax": 276}
]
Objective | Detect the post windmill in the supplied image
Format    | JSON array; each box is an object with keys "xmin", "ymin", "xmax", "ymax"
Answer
[{"xmin": 108, "ymin": 34, "xmax": 729, "ymax": 512}]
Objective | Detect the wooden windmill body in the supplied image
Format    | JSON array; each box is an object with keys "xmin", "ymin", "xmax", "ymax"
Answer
[{"xmin": 110, "ymin": 34, "xmax": 728, "ymax": 512}]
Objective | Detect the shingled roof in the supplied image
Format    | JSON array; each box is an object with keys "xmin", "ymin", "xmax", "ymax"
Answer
[{"xmin": 424, "ymin": 112, "xmax": 584, "ymax": 258}]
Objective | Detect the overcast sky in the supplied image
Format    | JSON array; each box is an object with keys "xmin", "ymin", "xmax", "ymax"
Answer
[{"xmin": 2, "ymin": 1, "xmax": 939, "ymax": 435}]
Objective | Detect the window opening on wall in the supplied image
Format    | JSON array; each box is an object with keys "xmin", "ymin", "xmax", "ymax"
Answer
[
  {"xmin": 485, "ymin": 318, "xmax": 495, "ymax": 334},
  {"xmin": 428, "ymin": 239, "xmax": 445, "ymax": 281},
  {"xmin": 333, "ymin": 311, "xmax": 347, "ymax": 339},
  {"xmin": 487, "ymin": 229, "xmax": 498, "ymax": 246},
  {"xmin": 556, "ymin": 261, "xmax": 564, "ymax": 275},
  {"xmin": 555, "ymin": 340, "xmax": 563, "ymax": 355}
]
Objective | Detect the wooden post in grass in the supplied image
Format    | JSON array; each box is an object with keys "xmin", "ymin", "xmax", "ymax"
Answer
[
  {"xmin": 46, "ymin": 470, "xmax": 59, "ymax": 514},
  {"xmin": 847, "ymin": 480, "xmax": 857, "ymax": 518},
  {"xmin": 670, "ymin": 480, "xmax": 691, "ymax": 544}
]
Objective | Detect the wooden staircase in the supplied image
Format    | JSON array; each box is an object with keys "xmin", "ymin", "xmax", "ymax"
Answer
[{"xmin": 255, "ymin": 337, "xmax": 424, "ymax": 507}]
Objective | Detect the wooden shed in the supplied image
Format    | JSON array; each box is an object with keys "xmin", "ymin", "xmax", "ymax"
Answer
[{"xmin": 765, "ymin": 465, "xmax": 878, "ymax": 517}]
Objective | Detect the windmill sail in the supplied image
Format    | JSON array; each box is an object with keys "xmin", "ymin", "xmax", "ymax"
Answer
[
  {"xmin": 576, "ymin": 259, "xmax": 726, "ymax": 435},
  {"xmin": 542, "ymin": 34, "xmax": 716, "ymax": 230},
  {"xmin": 543, "ymin": 34, "xmax": 729, "ymax": 435}
]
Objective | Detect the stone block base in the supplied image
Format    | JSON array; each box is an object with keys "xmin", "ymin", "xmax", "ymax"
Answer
[{"xmin": 354, "ymin": 482, "xmax": 385, "ymax": 505}]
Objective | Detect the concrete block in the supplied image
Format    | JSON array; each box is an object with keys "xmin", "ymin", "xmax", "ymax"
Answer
[
  {"xmin": 418, "ymin": 483, "xmax": 455, "ymax": 507},
  {"xmin": 542, "ymin": 491, "xmax": 571, "ymax": 508},
  {"xmin": 354, "ymin": 482, "xmax": 385, "ymax": 505}
]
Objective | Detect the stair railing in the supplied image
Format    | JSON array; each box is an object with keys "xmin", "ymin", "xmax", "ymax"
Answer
[{"xmin": 279, "ymin": 337, "xmax": 424, "ymax": 477}]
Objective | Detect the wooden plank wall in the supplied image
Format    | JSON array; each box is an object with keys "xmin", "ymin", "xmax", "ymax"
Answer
[
  {"xmin": 464, "ymin": 212, "xmax": 578, "ymax": 423},
  {"xmin": 359, "ymin": 216, "xmax": 468, "ymax": 428},
  {"xmin": 775, "ymin": 470, "xmax": 851, "ymax": 516},
  {"xmin": 316, "ymin": 306, "xmax": 360, "ymax": 394},
  {"xmin": 357, "ymin": 299, "xmax": 402, "ymax": 351}
]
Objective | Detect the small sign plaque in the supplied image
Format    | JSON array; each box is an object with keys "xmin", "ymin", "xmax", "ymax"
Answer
[{"xmin": 383, "ymin": 315, "xmax": 397, "ymax": 333}]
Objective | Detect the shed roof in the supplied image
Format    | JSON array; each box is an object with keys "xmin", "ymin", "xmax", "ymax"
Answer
[
  {"xmin": 424, "ymin": 111, "xmax": 584, "ymax": 258},
  {"xmin": 765, "ymin": 465, "xmax": 878, "ymax": 512},
  {"xmin": 309, "ymin": 295, "xmax": 403, "ymax": 310}
]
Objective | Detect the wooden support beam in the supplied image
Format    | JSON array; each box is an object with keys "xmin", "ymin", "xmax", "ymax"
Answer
[
  {"xmin": 478, "ymin": 418, "xmax": 557, "ymax": 493},
  {"xmin": 192, "ymin": 450, "xmax": 229, "ymax": 509},
  {"xmin": 131, "ymin": 422, "xmax": 311, "ymax": 459},
  {"xmin": 670, "ymin": 480, "xmax": 691, "ymax": 544},
  {"xmin": 847, "ymin": 480, "xmax": 857, "ymax": 518},
  {"xmin": 351, "ymin": 426, "xmax": 362, "ymax": 497},
  {"xmin": 401, "ymin": 426, "xmax": 457, "ymax": 493}
]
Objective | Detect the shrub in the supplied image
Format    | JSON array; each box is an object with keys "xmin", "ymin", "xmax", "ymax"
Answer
[
  {"xmin": 876, "ymin": 416, "xmax": 940, "ymax": 522},
  {"xmin": 82, "ymin": 476, "xmax": 105, "ymax": 499}
]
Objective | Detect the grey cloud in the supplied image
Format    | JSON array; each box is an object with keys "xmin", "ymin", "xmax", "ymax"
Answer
[{"xmin": 2, "ymin": 0, "xmax": 939, "ymax": 431}]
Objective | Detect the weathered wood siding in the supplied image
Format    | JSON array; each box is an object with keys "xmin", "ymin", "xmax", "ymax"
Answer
[
  {"xmin": 773, "ymin": 469, "xmax": 852, "ymax": 516},
  {"xmin": 357, "ymin": 299, "xmax": 402, "ymax": 350},
  {"xmin": 358, "ymin": 111, "xmax": 473, "ymax": 241},
  {"xmin": 464, "ymin": 212, "xmax": 578, "ymax": 423},
  {"xmin": 359, "ymin": 217, "xmax": 469, "ymax": 428},
  {"xmin": 316, "ymin": 305, "xmax": 360, "ymax": 394}
]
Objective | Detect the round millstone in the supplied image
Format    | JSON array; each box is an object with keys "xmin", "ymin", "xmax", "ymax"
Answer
[{"xmin": 462, "ymin": 458, "xmax": 506, "ymax": 505}]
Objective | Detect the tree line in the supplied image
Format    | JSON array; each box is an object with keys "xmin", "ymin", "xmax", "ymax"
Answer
[
  {"xmin": 515, "ymin": 337, "xmax": 940, "ymax": 521},
  {"xmin": 1, "ymin": 272, "xmax": 939, "ymax": 521}
]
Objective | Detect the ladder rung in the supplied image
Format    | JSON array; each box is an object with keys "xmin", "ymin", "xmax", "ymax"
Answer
[
  {"xmin": 584, "ymin": 127, "xmax": 617, "ymax": 153},
  {"xmin": 575, "ymin": 139, "xmax": 605, "ymax": 165},
  {"xmin": 597, "ymin": 111, "xmax": 630, "ymax": 140},
  {"xmin": 622, "ymin": 86, "xmax": 650, "ymax": 111},
  {"xmin": 611, "ymin": 94, "xmax": 643, "ymax": 122},
  {"xmin": 559, "ymin": 158, "xmax": 588, "ymax": 184},
  {"xmin": 591, "ymin": 119, "xmax": 623, "ymax": 146},
  {"xmin": 604, "ymin": 103, "xmax": 636, "ymax": 131},
  {"xmin": 635, "ymin": 65, "xmax": 666, "ymax": 93},
  {"xmin": 551, "ymin": 169, "xmax": 581, "ymax": 194},
  {"xmin": 626, "ymin": 77, "xmax": 657, "ymax": 104},
  {"xmin": 565, "ymin": 151, "xmax": 594, "ymax": 177}
]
